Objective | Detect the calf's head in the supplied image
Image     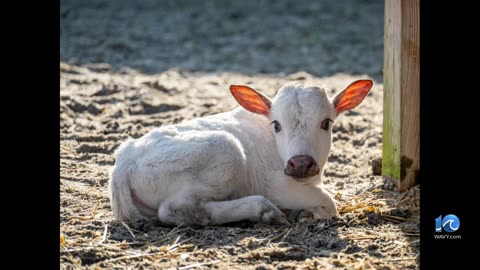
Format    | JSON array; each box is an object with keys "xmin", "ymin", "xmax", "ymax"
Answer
[{"xmin": 230, "ymin": 80, "xmax": 373, "ymax": 180}]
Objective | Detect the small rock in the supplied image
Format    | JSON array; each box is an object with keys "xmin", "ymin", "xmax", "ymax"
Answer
[
  {"xmin": 87, "ymin": 103, "xmax": 102, "ymax": 115},
  {"xmin": 83, "ymin": 63, "xmax": 111, "ymax": 73},
  {"xmin": 92, "ymin": 84, "xmax": 122, "ymax": 96},
  {"xmin": 60, "ymin": 62, "xmax": 81, "ymax": 74},
  {"xmin": 105, "ymin": 121, "xmax": 119, "ymax": 133},
  {"xmin": 383, "ymin": 177, "xmax": 396, "ymax": 191},
  {"xmin": 367, "ymin": 140, "xmax": 377, "ymax": 147},
  {"xmin": 371, "ymin": 157, "xmax": 382, "ymax": 175},
  {"xmin": 287, "ymin": 71, "xmax": 311, "ymax": 80},
  {"xmin": 327, "ymin": 239, "xmax": 339, "ymax": 249},
  {"xmin": 317, "ymin": 222, "xmax": 325, "ymax": 230},
  {"xmin": 318, "ymin": 250, "xmax": 331, "ymax": 257}
]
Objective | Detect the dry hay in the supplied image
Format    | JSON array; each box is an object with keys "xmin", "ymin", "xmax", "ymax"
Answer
[{"xmin": 60, "ymin": 184, "xmax": 420, "ymax": 269}]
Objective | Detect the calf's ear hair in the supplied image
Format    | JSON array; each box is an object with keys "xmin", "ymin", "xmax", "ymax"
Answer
[
  {"xmin": 230, "ymin": 85, "xmax": 271, "ymax": 116},
  {"xmin": 332, "ymin": 80, "xmax": 373, "ymax": 115}
]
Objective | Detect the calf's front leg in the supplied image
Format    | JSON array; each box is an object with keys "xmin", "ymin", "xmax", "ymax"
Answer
[{"xmin": 269, "ymin": 177, "xmax": 338, "ymax": 221}]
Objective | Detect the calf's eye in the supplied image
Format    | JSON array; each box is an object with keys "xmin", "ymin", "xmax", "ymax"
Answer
[
  {"xmin": 321, "ymin": 119, "xmax": 332, "ymax": 130},
  {"xmin": 271, "ymin": 120, "xmax": 282, "ymax": 133}
]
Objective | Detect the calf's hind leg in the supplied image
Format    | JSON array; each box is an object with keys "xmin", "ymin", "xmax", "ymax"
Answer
[
  {"xmin": 150, "ymin": 131, "xmax": 288, "ymax": 225},
  {"xmin": 158, "ymin": 194, "xmax": 289, "ymax": 226}
]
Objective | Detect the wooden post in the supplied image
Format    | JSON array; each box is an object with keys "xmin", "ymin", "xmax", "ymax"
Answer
[{"xmin": 382, "ymin": 0, "xmax": 420, "ymax": 191}]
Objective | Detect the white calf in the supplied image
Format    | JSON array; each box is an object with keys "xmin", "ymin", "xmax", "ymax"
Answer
[{"xmin": 109, "ymin": 80, "xmax": 373, "ymax": 225}]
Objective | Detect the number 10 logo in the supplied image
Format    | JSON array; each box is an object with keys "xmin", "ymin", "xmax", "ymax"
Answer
[{"xmin": 435, "ymin": 214, "xmax": 460, "ymax": 233}]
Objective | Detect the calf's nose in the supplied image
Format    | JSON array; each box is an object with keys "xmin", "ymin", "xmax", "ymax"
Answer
[
  {"xmin": 285, "ymin": 155, "xmax": 320, "ymax": 178},
  {"xmin": 287, "ymin": 156, "xmax": 314, "ymax": 170}
]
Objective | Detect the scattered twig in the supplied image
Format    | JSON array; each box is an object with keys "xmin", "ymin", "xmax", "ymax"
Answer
[
  {"xmin": 347, "ymin": 217, "xmax": 358, "ymax": 226},
  {"xmin": 382, "ymin": 217, "xmax": 403, "ymax": 223},
  {"xmin": 382, "ymin": 214, "xmax": 406, "ymax": 221},
  {"xmin": 138, "ymin": 238, "xmax": 170, "ymax": 249},
  {"xmin": 281, "ymin": 227, "xmax": 292, "ymax": 242},
  {"xmin": 381, "ymin": 215, "xmax": 406, "ymax": 223},
  {"xmin": 178, "ymin": 237, "xmax": 193, "ymax": 246},
  {"xmin": 178, "ymin": 244, "xmax": 196, "ymax": 250},
  {"xmin": 389, "ymin": 257, "xmax": 415, "ymax": 262},
  {"xmin": 98, "ymin": 224, "xmax": 108, "ymax": 244},
  {"xmin": 167, "ymin": 244, "xmax": 179, "ymax": 252},
  {"xmin": 348, "ymin": 236, "xmax": 377, "ymax": 240},
  {"xmin": 98, "ymin": 243, "xmax": 140, "ymax": 255},
  {"xmin": 128, "ymin": 227, "xmax": 149, "ymax": 238},
  {"xmin": 121, "ymin": 222, "xmax": 136, "ymax": 238},
  {"xmin": 61, "ymin": 243, "xmax": 139, "ymax": 256},
  {"xmin": 166, "ymin": 222, "xmax": 185, "ymax": 238},
  {"xmin": 178, "ymin": 260, "xmax": 221, "ymax": 270},
  {"xmin": 357, "ymin": 133, "xmax": 377, "ymax": 146},
  {"xmin": 312, "ymin": 258, "xmax": 334, "ymax": 269},
  {"xmin": 268, "ymin": 228, "xmax": 290, "ymax": 243},
  {"xmin": 324, "ymin": 187, "xmax": 354, "ymax": 197},
  {"xmin": 60, "ymin": 145, "xmax": 69, "ymax": 151},
  {"xmin": 69, "ymin": 202, "xmax": 100, "ymax": 221},
  {"xmin": 69, "ymin": 215, "xmax": 95, "ymax": 221},
  {"xmin": 173, "ymin": 235, "xmax": 182, "ymax": 245},
  {"xmin": 99, "ymin": 251, "xmax": 166, "ymax": 264},
  {"xmin": 60, "ymin": 247, "xmax": 94, "ymax": 253}
]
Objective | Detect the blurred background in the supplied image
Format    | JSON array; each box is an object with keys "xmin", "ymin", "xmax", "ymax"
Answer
[{"xmin": 60, "ymin": 0, "xmax": 383, "ymax": 82}]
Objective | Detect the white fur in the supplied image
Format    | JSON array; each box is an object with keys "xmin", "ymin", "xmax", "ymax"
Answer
[{"xmin": 109, "ymin": 82, "xmax": 342, "ymax": 225}]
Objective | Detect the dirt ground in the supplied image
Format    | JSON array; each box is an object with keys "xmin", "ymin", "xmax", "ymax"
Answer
[{"xmin": 60, "ymin": 1, "xmax": 419, "ymax": 269}]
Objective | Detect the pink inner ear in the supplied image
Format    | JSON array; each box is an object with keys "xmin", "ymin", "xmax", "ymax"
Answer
[
  {"xmin": 335, "ymin": 80, "xmax": 373, "ymax": 114},
  {"xmin": 230, "ymin": 85, "xmax": 271, "ymax": 116}
]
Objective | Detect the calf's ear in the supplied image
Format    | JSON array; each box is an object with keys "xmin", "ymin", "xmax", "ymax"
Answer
[
  {"xmin": 332, "ymin": 80, "xmax": 373, "ymax": 115},
  {"xmin": 229, "ymin": 85, "xmax": 271, "ymax": 116}
]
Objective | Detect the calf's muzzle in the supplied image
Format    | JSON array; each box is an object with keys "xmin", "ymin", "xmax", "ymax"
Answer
[{"xmin": 284, "ymin": 155, "xmax": 320, "ymax": 178}]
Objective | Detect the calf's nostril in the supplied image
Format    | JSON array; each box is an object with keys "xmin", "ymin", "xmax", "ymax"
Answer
[
  {"xmin": 288, "ymin": 159, "xmax": 296, "ymax": 169},
  {"xmin": 306, "ymin": 161, "xmax": 314, "ymax": 170}
]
